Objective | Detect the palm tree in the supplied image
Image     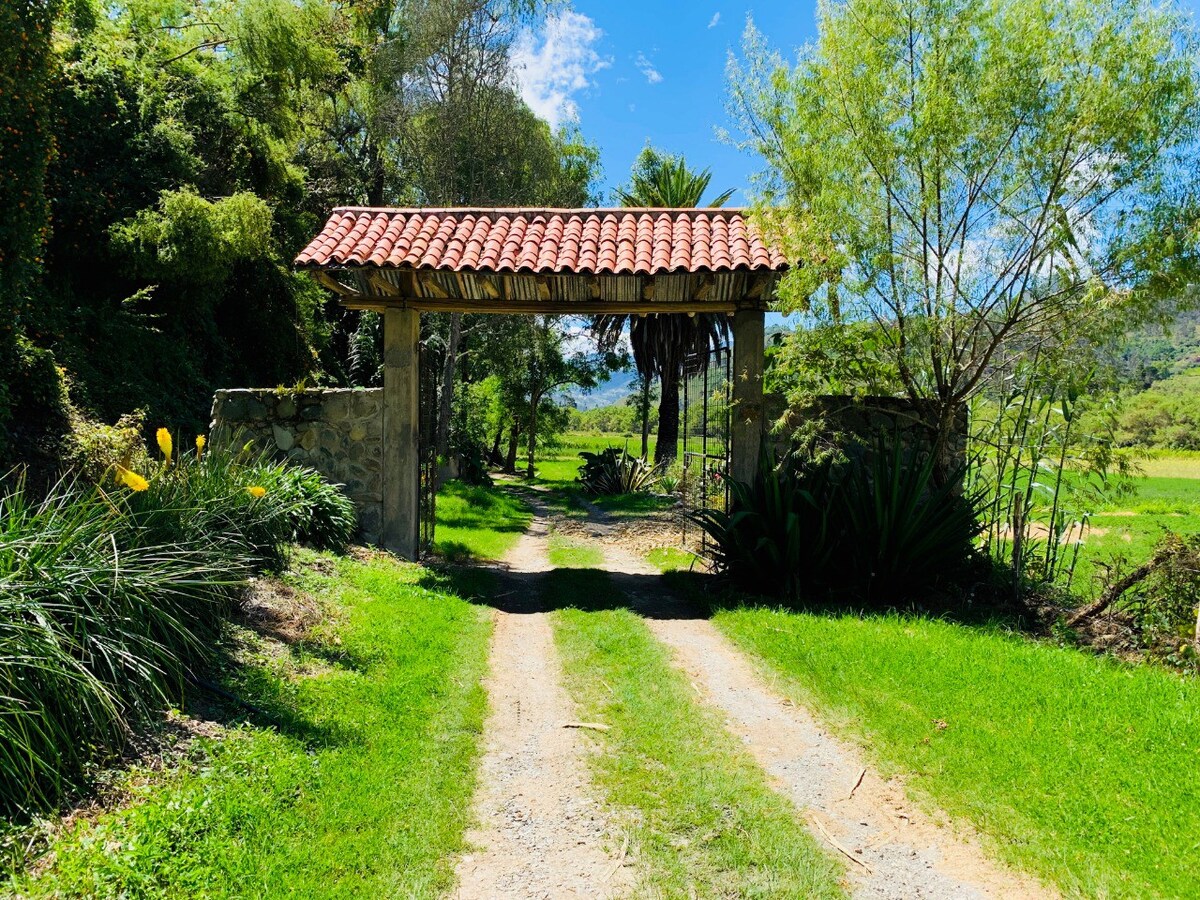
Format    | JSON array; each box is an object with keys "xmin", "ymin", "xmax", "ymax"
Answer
[{"xmin": 594, "ymin": 146, "xmax": 734, "ymax": 465}]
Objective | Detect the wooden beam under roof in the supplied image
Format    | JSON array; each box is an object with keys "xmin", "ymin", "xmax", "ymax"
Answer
[{"xmin": 337, "ymin": 297, "xmax": 757, "ymax": 315}]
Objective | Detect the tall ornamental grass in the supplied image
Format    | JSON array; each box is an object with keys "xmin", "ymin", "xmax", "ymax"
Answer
[{"xmin": 0, "ymin": 428, "xmax": 357, "ymax": 816}]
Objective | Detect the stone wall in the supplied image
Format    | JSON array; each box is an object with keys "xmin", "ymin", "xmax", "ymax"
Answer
[
  {"xmin": 764, "ymin": 393, "xmax": 968, "ymax": 470},
  {"xmin": 210, "ymin": 389, "xmax": 384, "ymax": 544}
]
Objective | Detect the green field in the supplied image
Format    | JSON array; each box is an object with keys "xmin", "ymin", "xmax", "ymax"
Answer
[
  {"xmin": 1064, "ymin": 453, "xmax": 1200, "ymax": 595},
  {"xmin": 434, "ymin": 481, "xmax": 532, "ymax": 561}
]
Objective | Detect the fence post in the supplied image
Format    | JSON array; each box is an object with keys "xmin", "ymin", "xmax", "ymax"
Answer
[
  {"xmin": 730, "ymin": 308, "xmax": 765, "ymax": 486},
  {"xmin": 382, "ymin": 307, "xmax": 420, "ymax": 560}
]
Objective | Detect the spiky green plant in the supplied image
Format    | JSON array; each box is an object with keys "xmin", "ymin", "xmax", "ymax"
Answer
[
  {"xmin": 577, "ymin": 447, "xmax": 661, "ymax": 495},
  {"xmin": 692, "ymin": 443, "xmax": 983, "ymax": 605},
  {"xmin": 0, "ymin": 476, "xmax": 253, "ymax": 815}
]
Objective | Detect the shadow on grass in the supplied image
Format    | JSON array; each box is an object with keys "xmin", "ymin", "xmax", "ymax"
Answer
[
  {"xmin": 660, "ymin": 566, "xmax": 1040, "ymax": 633},
  {"xmin": 186, "ymin": 615, "xmax": 362, "ymax": 750},
  {"xmin": 419, "ymin": 561, "xmax": 711, "ymax": 620}
]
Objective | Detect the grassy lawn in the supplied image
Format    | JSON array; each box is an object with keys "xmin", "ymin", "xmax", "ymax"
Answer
[
  {"xmin": 714, "ymin": 604, "xmax": 1200, "ymax": 899},
  {"xmin": 646, "ymin": 546, "xmax": 699, "ymax": 572},
  {"xmin": 434, "ymin": 480, "xmax": 531, "ymax": 561},
  {"xmin": 7, "ymin": 551, "xmax": 491, "ymax": 899},
  {"xmin": 548, "ymin": 569, "xmax": 847, "ymax": 899}
]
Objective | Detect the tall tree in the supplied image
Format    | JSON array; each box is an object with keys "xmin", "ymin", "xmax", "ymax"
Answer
[
  {"xmin": 594, "ymin": 145, "xmax": 735, "ymax": 465},
  {"xmin": 0, "ymin": 0, "xmax": 67, "ymax": 470},
  {"xmin": 728, "ymin": 0, "xmax": 1200, "ymax": 477}
]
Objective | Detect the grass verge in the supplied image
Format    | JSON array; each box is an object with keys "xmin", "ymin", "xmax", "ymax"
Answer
[
  {"xmin": 7, "ymin": 550, "xmax": 492, "ymax": 899},
  {"xmin": 547, "ymin": 569, "xmax": 846, "ymax": 898},
  {"xmin": 546, "ymin": 533, "xmax": 605, "ymax": 568},
  {"xmin": 646, "ymin": 546, "xmax": 699, "ymax": 572},
  {"xmin": 714, "ymin": 604, "xmax": 1200, "ymax": 899},
  {"xmin": 434, "ymin": 481, "xmax": 531, "ymax": 561}
]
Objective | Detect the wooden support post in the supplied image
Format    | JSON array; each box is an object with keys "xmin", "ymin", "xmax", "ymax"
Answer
[
  {"xmin": 382, "ymin": 307, "xmax": 420, "ymax": 560},
  {"xmin": 730, "ymin": 308, "xmax": 765, "ymax": 486}
]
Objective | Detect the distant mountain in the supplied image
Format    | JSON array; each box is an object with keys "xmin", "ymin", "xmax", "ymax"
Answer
[{"xmin": 570, "ymin": 369, "xmax": 638, "ymax": 410}]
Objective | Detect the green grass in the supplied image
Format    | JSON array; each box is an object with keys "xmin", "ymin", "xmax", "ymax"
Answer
[
  {"xmin": 7, "ymin": 550, "xmax": 492, "ymax": 899},
  {"xmin": 548, "ymin": 569, "xmax": 846, "ymax": 899},
  {"xmin": 434, "ymin": 481, "xmax": 532, "ymax": 561},
  {"xmin": 546, "ymin": 533, "xmax": 605, "ymax": 568},
  {"xmin": 714, "ymin": 605, "xmax": 1200, "ymax": 899},
  {"xmin": 646, "ymin": 546, "xmax": 699, "ymax": 572},
  {"xmin": 590, "ymin": 491, "xmax": 676, "ymax": 518},
  {"xmin": 526, "ymin": 432, "xmax": 685, "ymax": 491},
  {"xmin": 1063, "ymin": 461, "xmax": 1200, "ymax": 595}
]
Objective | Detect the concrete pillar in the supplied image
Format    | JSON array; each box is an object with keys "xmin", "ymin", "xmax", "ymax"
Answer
[
  {"xmin": 730, "ymin": 308, "xmax": 765, "ymax": 486},
  {"xmin": 382, "ymin": 307, "xmax": 420, "ymax": 560}
]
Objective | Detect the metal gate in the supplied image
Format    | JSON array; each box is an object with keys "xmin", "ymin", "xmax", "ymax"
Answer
[{"xmin": 680, "ymin": 341, "xmax": 732, "ymax": 553}]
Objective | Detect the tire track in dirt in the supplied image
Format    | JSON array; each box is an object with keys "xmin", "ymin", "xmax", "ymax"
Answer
[
  {"xmin": 591, "ymin": 530, "xmax": 1056, "ymax": 899},
  {"xmin": 453, "ymin": 502, "xmax": 631, "ymax": 900}
]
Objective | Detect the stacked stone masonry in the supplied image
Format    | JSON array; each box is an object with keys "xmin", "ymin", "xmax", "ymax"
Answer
[
  {"xmin": 210, "ymin": 389, "xmax": 384, "ymax": 544},
  {"xmin": 764, "ymin": 393, "xmax": 968, "ymax": 469}
]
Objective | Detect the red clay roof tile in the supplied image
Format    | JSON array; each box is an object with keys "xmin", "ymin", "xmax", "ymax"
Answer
[{"xmin": 295, "ymin": 207, "xmax": 787, "ymax": 275}]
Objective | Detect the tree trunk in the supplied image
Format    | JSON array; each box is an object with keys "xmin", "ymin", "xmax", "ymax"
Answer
[
  {"xmin": 490, "ymin": 422, "xmax": 504, "ymax": 464},
  {"xmin": 435, "ymin": 312, "xmax": 462, "ymax": 464},
  {"xmin": 655, "ymin": 368, "xmax": 680, "ymax": 465},
  {"xmin": 526, "ymin": 392, "xmax": 540, "ymax": 479},
  {"xmin": 1066, "ymin": 560, "xmax": 1157, "ymax": 627},
  {"xmin": 504, "ymin": 422, "xmax": 520, "ymax": 474},
  {"xmin": 640, "ymin": 374, "xmax": 651, "ymax": 460},
  {"xmin": 366, "ymin": 136, "xmax": 386, "ymax": 207}
]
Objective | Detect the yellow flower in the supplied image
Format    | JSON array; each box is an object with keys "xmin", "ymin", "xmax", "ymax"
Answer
[
  {"xmin": 246, "ymin": 486, "xmax": 267, "ymax": 499},
  {"xmin": 195, "ymin": 434, "xmax": 206, "ymax": 459},
  {"xmin": 117, "ymin": 466, "xmax": 150, "ymax": 492},
  {"xmin": 156, "ymin": 428, "xmax": 173, "ymax": 463}
]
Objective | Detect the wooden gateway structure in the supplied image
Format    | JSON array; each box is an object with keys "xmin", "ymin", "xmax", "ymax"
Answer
[{"xmin": 296, "ymin": 207, "xmax": 787, "ymax": 559}]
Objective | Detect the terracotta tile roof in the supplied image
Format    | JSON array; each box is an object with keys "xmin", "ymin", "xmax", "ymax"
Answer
[{"xmin": 295, "ymin": 207, "xmax": 787, "ymax": 275}]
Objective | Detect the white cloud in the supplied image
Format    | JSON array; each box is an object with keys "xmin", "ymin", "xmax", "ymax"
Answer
[
  {"xmin": 708, "ymin": 11, "xmax": 721, "ymax": 28},
  {"xmin": 635, "ymin": 52, "xmax": 663, "ymax": 84},
  {"xmin": 511, "ymin": 11, "xmax": 609, "ymax": 130}
]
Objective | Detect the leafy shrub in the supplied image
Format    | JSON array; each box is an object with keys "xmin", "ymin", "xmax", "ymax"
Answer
[
  {"xmin": 658, "ymin": 469, "xmax": 682, "ymax": 496},
  {"xmin": 450, "ymin": 435, "xmax": 493, "ymax": 487},
  {"xmin": 578, "ymin": 447, "xmax": 660, "ymax": 495},
  {"xmin": 1114, "ymin": 370, "xmax": 1200, "ymax": 449},
  {"xmin": 250, "ymin": 464, "xmax": 357, "ymax": 553},
  {"xmin": 693, "ymin": 444, "xmax": 983, "ymax": 605},
  {"xmin": 1121, "ymin": 532, "xmax": 1200, "ymax": 649},
  {"xmin": 121, "ymin": 441, "xmax": 297, "ymax": 574},
  {"xmin": 692, "ymin": 456, "xmax": 835, "ymax": 600},
  {"xmin": 63, "ymin": 407, "xmax": 149, "ymax": 485}
]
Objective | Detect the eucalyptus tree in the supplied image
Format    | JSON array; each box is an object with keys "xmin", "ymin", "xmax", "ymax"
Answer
[
  {"xmin": 728, "ymin": 0, "xmax": 1200, "ymax": 479},
  {"xmin": 595, "ymin": 146, "xmax": 736, "ymax": 465}
]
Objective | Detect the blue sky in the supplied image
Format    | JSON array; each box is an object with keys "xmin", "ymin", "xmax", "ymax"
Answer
[{"xmin": 511, "ymin": 3, "xmax": 821, "ymax": 206}]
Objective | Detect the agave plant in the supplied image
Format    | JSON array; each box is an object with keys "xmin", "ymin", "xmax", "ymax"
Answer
[
  {"xmin": 689, "ymin": 454, "xmax": 837, "ymax": 600},
  {"xmin": 691, "ymin": 441, "xmax": 984, "ymax": 605},
  {"xmin": 578, "ymin": 447, "xmax": 661, "ymax": 495}
]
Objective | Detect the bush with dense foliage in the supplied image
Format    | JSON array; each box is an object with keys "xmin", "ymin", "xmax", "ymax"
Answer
[
  {"xmin": 250, "ymin": 462, "xmax": 358, "ymax": 553},
  {"xmin": 0, "ymin": 429, "xmax": 354, "ymax": 816},
  {"xmin": 694, "ymin": 445, "xmax": 983, "ymax": 605},
  {"xmin": 1113, "ymin": 370, "xmax": 1200, "ymax": 449}
]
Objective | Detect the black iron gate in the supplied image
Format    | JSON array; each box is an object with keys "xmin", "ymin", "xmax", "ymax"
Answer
[{"xmin": 680, "ymin": 341, "xmax": 732, "ymax": 553}]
